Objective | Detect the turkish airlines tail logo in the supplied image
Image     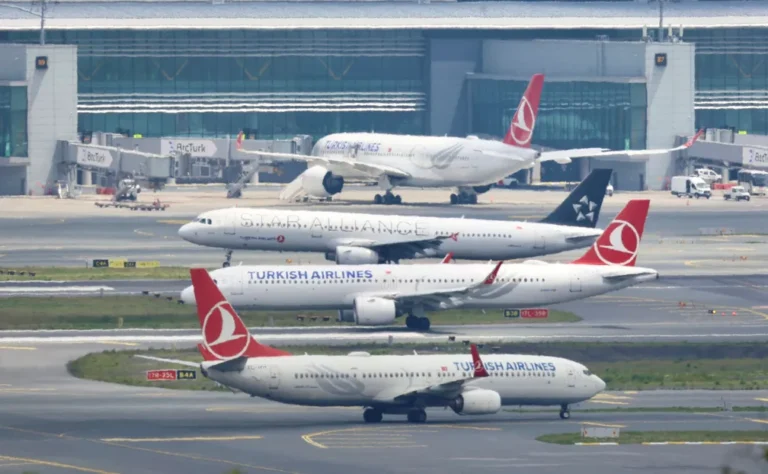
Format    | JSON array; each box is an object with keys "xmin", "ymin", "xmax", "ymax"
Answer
[
  {"xmin": 503, "ymin": 73, "xmax": 544, "ymax": 148},
  {"xmin": 571, "ymin": 199, "xmax": 650, "ymax": 267},
  {"xmin": 190, "ymin": 268, "xmax": 290, "ymax": 361}
]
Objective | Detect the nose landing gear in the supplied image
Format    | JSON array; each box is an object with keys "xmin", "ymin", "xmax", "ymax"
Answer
[
  {"xmin": 223, "ymin": 250, "xmax": 233, "ymax": 268},
  {"xmin": 560, "ymin": 404, "xmax": 571, "ymax": 420}
]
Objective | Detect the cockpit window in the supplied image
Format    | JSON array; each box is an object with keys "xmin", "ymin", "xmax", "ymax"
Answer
[
  {"xmin": 197, "ymin": 218, "xmax": 212, "ymax": 225},
  {"xmin": 583, "ymin": 370, "xmax": 592, "ymax": 376}
]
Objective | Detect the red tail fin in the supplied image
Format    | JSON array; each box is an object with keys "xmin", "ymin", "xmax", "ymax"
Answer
[
  {"xmin": 235, "ymin": 131, "xmax": 244, "ymax": 150},
  {"xmin": 190, "ymin": 268, "xmax": 290, "ymax": 361},
  {"xmin": 470, "ymin": 344, "xmax": 489, "ymax": 378},
  {"xmin": 502, "ymin": 73, "xmax": 544, "ymax": 148},
  {"xmin": 571, "ymin": 199, "xmax": 650, "ymax": 267},
  {"xmin": 441, "ymin": 252, "xmax": 455, "ymax": 264}
]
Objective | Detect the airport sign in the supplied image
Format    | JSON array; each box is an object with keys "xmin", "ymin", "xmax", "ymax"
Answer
[
  {"xmin": 161, "ymin": 139, "xmax": 218, "ymax": 157},
  {"xmin": 76, "ymin": 146, "xmax": 114, "ymax": 169},
  {"xmin": 742, "ymin": 146, "xmax": 768, "ymax": 169}
]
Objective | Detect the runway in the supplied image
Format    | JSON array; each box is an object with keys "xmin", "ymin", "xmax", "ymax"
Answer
[
  {"xmin": 2, "ymin": 190, "xmax": 768, "ymax": 274},
  {"xmin": 1, "ymin": 342, "xmax": 767, "ymax": 474}
]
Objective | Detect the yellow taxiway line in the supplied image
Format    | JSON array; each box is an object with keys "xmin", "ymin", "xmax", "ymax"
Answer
[{"xmin": 0, "ymin": 455, "xmax": 117, "ymax": 474}]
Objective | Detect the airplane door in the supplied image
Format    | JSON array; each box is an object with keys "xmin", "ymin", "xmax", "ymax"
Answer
[
  {"xmin": 268, "ymin": 366, "xmax": 279, "ymax": 389},
  {"xmin": 533, "ymin": 231, "xmax": 545, "ymax": 250},
  {"xmin": 224, "ymin": 209, "xmax": 236, "ymax": 236},
  {"xmin": 567, "ymin": 368, "xmax": 576, "ymax": 388},
  {"xmin": 569, "ymin": 276, "xmax": 582, "ymax": 293}
]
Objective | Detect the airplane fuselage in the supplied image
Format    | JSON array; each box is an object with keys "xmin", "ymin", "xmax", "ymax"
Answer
[
  {"xmin": 180, "ymin": 208, "xmax": 602, "ymax": 261},
  {"xmin": 182, "ymin": 262, "xmax": 658, "ymax": 311},
  {"xmin": 311, "ymin": 133, "xmax": 539, "ymax": 188},
  {"xmin": 204, "ymin": 353, "xmax": 604, "ymax": 410}
]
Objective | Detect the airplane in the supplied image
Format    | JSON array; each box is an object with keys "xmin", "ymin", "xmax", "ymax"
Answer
[
  {"xmin": 180, "ymin": 199, "xmax": 657, "ymax": 331},
  {"xmin": 179, "ymin": 168, "xmax": 613, "ymax": 268},
  {"xmin": 148, "ymin": 268, "xmax": 606, "ymax": 423},
  {"xmin": 234, "ymin": 72, "xmax": 704, "ymax": 205}
]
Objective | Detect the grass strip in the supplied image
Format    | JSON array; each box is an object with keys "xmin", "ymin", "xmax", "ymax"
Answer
[{"xmin": 0, "ymin": 266, "xmax": 190, "ymax": 281}]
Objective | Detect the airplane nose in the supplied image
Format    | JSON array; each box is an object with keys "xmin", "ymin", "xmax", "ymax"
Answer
[
  {"xmin": 178, "ymin": 224, "xmax": 195, "ymax": 241},
  {"xmin": 180, "ymin": 285, "xmax": 196, "ymax": 305},
  {"xmin": 595, "ymin": 376, "xmax": 606, "ymax": 392}
]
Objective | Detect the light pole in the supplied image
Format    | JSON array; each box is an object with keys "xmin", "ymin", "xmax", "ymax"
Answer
[
  {"xmin": 0, "ymin": 0, "xmax": 49, "ymax": 45},
  {"xmin": 657, "ymin": 0, "xmax": 665, "ymax": 43}
]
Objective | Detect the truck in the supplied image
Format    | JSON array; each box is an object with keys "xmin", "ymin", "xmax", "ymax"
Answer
[
  {"xmin": 670, "ymin": 176, "xmax": 712, "ymax": 199},
  {"xmin": 724, "ymin": 185, "xmax": 751, "ymax": 201}
]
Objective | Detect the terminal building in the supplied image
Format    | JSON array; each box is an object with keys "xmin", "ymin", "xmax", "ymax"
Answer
[{"xmin": 1, "ymin": 0, "xmax": 768, "ymax": 194}]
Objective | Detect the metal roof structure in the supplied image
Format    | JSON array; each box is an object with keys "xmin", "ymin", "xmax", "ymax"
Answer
[{"xmin": 0, "ymin": 1, "xmax": 767, "ymax": 30}]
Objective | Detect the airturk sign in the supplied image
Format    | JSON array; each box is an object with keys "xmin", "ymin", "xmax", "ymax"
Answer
[
  {"xmin": 742, "ymin": 146, "xmax": 768, "ymax": 170},
  {"xmin": 161, "ymin": 139, "xmax": 218, "ymax": 157},
  {"xmin": 76, "ymin": 147, "xmax": 114, "ymax": 169}
]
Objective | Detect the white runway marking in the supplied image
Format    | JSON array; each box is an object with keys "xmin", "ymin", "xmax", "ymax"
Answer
[{"xmin": 0, "ymin": 286, "xmax": 115, "ymax": 293}]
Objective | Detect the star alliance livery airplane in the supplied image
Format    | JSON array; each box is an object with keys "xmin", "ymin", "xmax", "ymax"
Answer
[
  {"xmin": 179, "ymin": 168, "xmax": 613, "ymax": 267},
  {"xmin": 234, "ymin": 72, "xmax": 703, "ymax": 205},
  {"xmin": 181, "ymin": 199, "xmax": 656, "ymax": 330},
  {"xmin": 149, "ymin": 268, "xmax": 605, "ymax": 423}
]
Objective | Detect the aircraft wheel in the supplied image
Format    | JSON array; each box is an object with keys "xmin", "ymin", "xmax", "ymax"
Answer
[
  {"xmin": 469, "ymin": 194, "xmax": 478, "ymax": 204},
  {"xmin": 407, "ymin": 409, "xmax": 427, "ymax": 423},
  {"xmin": 394, "ymin": 195, "xmax": 402, "ymax": 205},
  {"xmin": 374, "ymin": 194, "xmax": 383, "ymax": 205},
  {"xmin": 418, "ymin": 317, "xmax": 431, "ymax": 331},
  {"xmin": 405, "ymin": 315, "xmax": 419, "ymax": 329},
  {"xmin": 559, "ymin": 405, "xmax": 570, "ymax": 420},
  {"xmin": 363, "ymin": 408, "xmax": 383, "ymax": 423},
  {"xmin": 222, "ymin": 261, "xmax": 231, "ymax": 268},
  {"xmin": 450, "ymin": 194, "xmax": 458, "ymax": 205}
]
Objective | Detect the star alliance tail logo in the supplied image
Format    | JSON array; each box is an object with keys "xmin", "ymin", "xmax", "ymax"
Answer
[{"xmin": 572, "ymin": 195, "xmax": 597, "ymax": 223}]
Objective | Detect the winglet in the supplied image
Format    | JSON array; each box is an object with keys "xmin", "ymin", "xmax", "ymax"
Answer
[
  {"xmin": 441, "ymin": 252, "xmax": 455, "ymax": 264},
  {"xmin": 502, "ymin": 73, "xmax": 544, "ymax": 148},
  {"xmin": 683, "ymin": 129, "xmax": 704, "ymax": 148},
  {"xmin": 483, "ymin": 261, "xmax": 503, "ymax": 284},
  {"xmin": 235, "ymin": 131, "xmax": 244, "ymax": 150},
  {"xmin": 470, "ymin": 344, "xmax": 489, "ymax": 378}
]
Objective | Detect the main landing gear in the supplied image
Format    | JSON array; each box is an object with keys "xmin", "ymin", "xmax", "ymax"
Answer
[
  {"xmin": 405, "ymin": 315, "xmax": 431, "ymax": 331},
  {"xmin": 223, "ymin": 250, "xmax": 233, "ymax": 268},
  {"xmin": 407, "ymin": 408, "xmax": 427, "ymax": 423},
  {"xmin": 560, "ymin": 404, "xmax": 571, "ymax": 420},
  {"xmin": 449, "ymin": 191, "xmax": 478, "ymax": 205},
  {"xmin": 373, "ymin": 191, "xmax": 402, "ymax": 205},
  {"xmin": 363, "ymin": 408, "xmax": 383, "ymax": 423}
]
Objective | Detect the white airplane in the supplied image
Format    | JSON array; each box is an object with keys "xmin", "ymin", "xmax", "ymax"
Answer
[
  {"xmin": 181, "ymin": 199, "xmax": 657, "ymax": 331},
  {"xmin": 148, "ymin": 268, "xmax": 606, "ymax": 423},
  {"xmin": 234, "ymin": 73, "xmax": 704, "ymax": 205},
  {"xmin": 179, "ymin": 168, "xmax": 613, "ymax": 267}
]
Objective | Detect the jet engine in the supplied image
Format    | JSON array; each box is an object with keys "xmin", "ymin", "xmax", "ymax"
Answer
[
  {"xmin": 472, "ymin": 184, "xmax": 493, "ymax": 195},
  {"xmin": 337, "ymin": 309, "xmax": 355, "ymax": 322},
  {"xmin": 301, "ymin": 165, "xmax": 344, "ymax": 197},
  {"xmin": 353, "ymin": 296, "xmax": 397, "ymax": 326},
  {"xmin": 450, "ymin": 389, "xmax": 502, "ymax": 415},
  {"xmin": 327, "ymin": 246, "xmax": 381, "ymax": 265}
]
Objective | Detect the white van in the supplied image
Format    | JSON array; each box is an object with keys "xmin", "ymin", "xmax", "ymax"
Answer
[
  {"xmin": 671, "ymin": 176, "xmax": 712, "ymax": 199},
  {"xmin": 694, "ymin": 168, "xmax": 722, "ymax": 184}
]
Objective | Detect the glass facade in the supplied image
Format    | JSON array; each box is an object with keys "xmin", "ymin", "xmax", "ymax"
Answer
[
  {"xmin": 0, "ymin": 86, "xmax": 28, "ymax": 157},
  {"xmin": 469, "ymin": 79, "xmax": 647, "ymax": 180},
  {"xmin": 6, "ymin": 29, "xmax": 427, "ymax": 140},
  {"xmin": 687, "ymin": 28, "xmax": 768, "ymax": 135}
]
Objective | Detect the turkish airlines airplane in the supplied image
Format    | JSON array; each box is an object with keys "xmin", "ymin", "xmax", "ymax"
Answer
[
  {"xmin": 181, "ymin": 199, "xmax": 656, "ymax": 331},
  {"xmin": 234, "ymin": 73, "xmax": 703, "ymax": 205},
  {"xmin": 149, "ymin": 268, "xmax": 606, "ymax": 423},
  {"xmin": 179, "ymin": 168, "xmax": 613, "ymax": 267}
]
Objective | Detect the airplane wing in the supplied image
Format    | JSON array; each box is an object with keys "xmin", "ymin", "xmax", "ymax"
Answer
[
  {"xmin": 373, "ymin": 344, "xmax": 490, "ymax": 404},
  {"xmin": 601, "ymin": 270, "xmax": 657, "ymax": 283},
  {"xmin": 331, "ymin": 235, "xmax": 460, "ymax": 262},
  {"xmin": 538, "ymin": 130, "xmax": 705, "ymax": 165},
  {"xmin": 368, "ymin": 261, "xmax": 507, "ymax": 310},
  {"xmin": 236, "ymin": 147, "xmax": 411, "ymax": 179}
]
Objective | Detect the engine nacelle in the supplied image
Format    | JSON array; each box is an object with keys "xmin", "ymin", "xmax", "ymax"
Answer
[
  {"xmin": 301, "ymin": 165, "xmax": 344, "ymax": 197},
  {"xmin": 450, "ymin": 389, "xmax": 502, "ymax": 415},
  {"xmin": 472, "ymin": 184, "xmax": 493, "ymax": 195},
  {"xmin": 337, "ymin": 309, "xmax": 355, "ymax": 322},
  {"xmin": 353, "ymin": 296, "xmax": 397, "ymax": 326},
  {"xmin": 329, "ymin": 246, "xmax": 381, "ymax": 265}
]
